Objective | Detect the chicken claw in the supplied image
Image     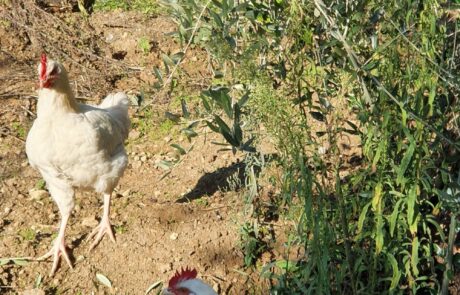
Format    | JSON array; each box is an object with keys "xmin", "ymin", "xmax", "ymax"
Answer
[
  {"xmin": 88, "ymin": 217, "xmax": 116, "ymax": 250},
  {"xmin": 37, "ymin": 236, "xmax": 73, "ymax": 277}
]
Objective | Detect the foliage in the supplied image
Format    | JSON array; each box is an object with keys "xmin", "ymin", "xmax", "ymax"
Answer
[
  {"xmin": 164, "ymin": 0, "xmax": 460, "ymax": 293},
  {"xmin": 93, "ymin": 0, "xmax": 161, "ymax": 15}
]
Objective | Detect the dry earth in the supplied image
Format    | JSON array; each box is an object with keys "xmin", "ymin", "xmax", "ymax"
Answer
[{"xmin": 0, "ymin": 2, "xmax": 275, "ymax": 294}]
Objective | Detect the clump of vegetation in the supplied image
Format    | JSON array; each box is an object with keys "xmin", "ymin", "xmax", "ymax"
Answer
[
  {"xmin": 93, "ymin": 0, "xmax": 161, "ymax": 15},
  {"xmin": 162, "ymin": 0, "xmax": 460, "ymax": 293},
  {"xmin": 138, "ymin": 36, "xmax": 151, "ymax": 54},
  {"xmin": 18, "ymin": 228, "xmax": 36, "ymax": 241}
]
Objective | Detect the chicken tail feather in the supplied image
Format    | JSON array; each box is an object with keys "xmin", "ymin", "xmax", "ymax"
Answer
[{"xmin": 99, "ymin": 92, "xmax": 130, "ymax": 139}]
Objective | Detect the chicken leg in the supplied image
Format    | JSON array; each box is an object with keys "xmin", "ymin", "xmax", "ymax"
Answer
[
  {"xmin": 37, "ymin": 213, "xmax": 73, "ymax": 276},
  {"xmin": 88, "ymin": 193, "xmax": 116, "ymax": 250}
]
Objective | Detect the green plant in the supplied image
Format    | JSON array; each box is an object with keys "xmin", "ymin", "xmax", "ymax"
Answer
[
  {"xmin": 138, "ymin": 37, "xmax": 151, "ymax": 55},
  {"xmin": 11, "ymin": 122, "xmax": 26, "ymax": 139},
  {"xmin": 93, "ymin": 0, "xmax": 161, "ymax": 15},
  {"xmin": 165, "ymin": 0, "xmax": 460, "ymax": 293},
  {"xmin": 18, "ymin": 228, "xmax": 36, "ymax": 241}
]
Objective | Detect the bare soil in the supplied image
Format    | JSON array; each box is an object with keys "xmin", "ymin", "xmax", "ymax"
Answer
[{"xmin": 0, "ymin": 2, "xmax": 273, "ymax": 294}]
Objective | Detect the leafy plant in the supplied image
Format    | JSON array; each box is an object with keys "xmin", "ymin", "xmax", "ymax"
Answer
[{"xmin": 164, "ymin": 0, "xmax": 460, "ymax": 293}]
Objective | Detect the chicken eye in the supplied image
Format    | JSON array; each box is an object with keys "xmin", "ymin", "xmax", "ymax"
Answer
[{"xmin": 49, "ymin": 66, "xmax": 59, "ymax": 76}]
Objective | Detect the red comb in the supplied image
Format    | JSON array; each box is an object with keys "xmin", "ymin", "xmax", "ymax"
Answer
[
  {"xmin": 40, "ymin": 53, "xmax": 47, "ymax": 80},
  {"xmin": 168, "ymin": 267, "xmax": 198, "ymax": 288}
]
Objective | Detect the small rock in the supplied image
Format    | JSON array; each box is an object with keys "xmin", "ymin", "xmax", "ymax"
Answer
[
  {"xmin": 81, "ymin": 216, "xmax": 98, "ymax": 228},
  {"xmin": 5, "ymin": 178, "xmax": 17, "ymax": 187},
  {"xmin": 159, "ymin": 263, "xmax": 172, "ymax": 273},
  {"xmin": 154, "ymin": 190, "xmax": 161, "ymax": 197},
  {"xmin": 76, "ymin": 255, "xmax": 85, "ymax": 263},
  {"xmin": 140, "ymin": 155, "xmax": 147, "ymax": 162},
  {"xmin": 4, "ymin": 207, "xmax": 11, "ymax": 214},
  {"xmin": 22, "ymin": 289, "xmax": 45, "ymax": 295},
  {"xmin": 164, "ymin": 136, "xmax": 172, "ymax": 143},
  {"xmin": 169, "ymin": 232, "xmax": 178, "ymax": 240},
  {"xmin": 122, "ymin": 189, "xmax": 132, "ymax": 197},
  {"xmin": 132, "ymin": 161, "xmax": 142, "ymax": 169},
  {"xmin": 29, "ymin": 189, "xmax": 49, "ymax": 201},
  {"xmin": 48, "ymin": 213, "xmax": 56, "ymax": 220},
  {"xmin": 129, "ymin": 129, "xmax": 141, "ymax": 140}
]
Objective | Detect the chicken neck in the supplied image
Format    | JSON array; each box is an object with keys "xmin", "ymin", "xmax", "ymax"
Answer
[{"xmin": 37, "ymin": 86, "xmax": 79, "ymax": 117}]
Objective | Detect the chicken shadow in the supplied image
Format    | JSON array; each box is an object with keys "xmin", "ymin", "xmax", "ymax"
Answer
[{"xmin": 176, "ymin": 153, "xmax": 278, "ymax": 203}]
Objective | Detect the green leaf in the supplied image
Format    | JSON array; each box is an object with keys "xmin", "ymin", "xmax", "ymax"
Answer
[
  {"xmin": 0, "ymin": 259, "xmax": 10, "ymax": 266},
  {"xmin": 386, "ymin": 252, "xmax": 401, "ymax": 290},
  {"xmin": 411, "ymin": 237, "xmax": 419, "ymax": 276},
  {"xmin": 182, "ymin": 128, "xmax": 198, "ymax": 139},
  {"xmin": 206, "ymin": 121, "xmax": 220, "ymax": 133},
  {"xmin": 238, "ymin": 92, "xmax": 250, "ymax": 107},
  {"xmin": 375, "ymin": 214, "xmax": 384, "ymax": 254},
  {"xmin": 214, "ymin": 115, "xmax": 231, "ymax": 135},
  {"xmin": 208, "ymin": 9, "xmax": 223, "ymax": 27},
  {"xmin": 181, "ymin": 99, "xmax": 190, "ymax": 119},
  {"xmin": 407, "ymin": 185, "xmax": 417, "ymax": 234},
  {"xmin": 145, "ymin": 281, "xmax": 162, "ymax": 295},
  {"xmin": 96, "ymin": 273, "xmax": 112, "ymax": 288},
  {"xmin": 153, "ymin": 67, "xmax": 163, "ymax": 84},
  {"xmin": 372, "ymin": 182, "xmax": 383, "ymax": 212},
  {"xmin": 356, "ymin": 201, "xmax": 371, "ymax": 235},
  {"xmin": 389, "ymin": 199, "xmax": 404, "ymax": 237},
  {"xmin": 397, "ymin": 140, "xmax": 415, "ymax": 185},
  {"xmin": 170, "ymin": 144, "xmax": 186, "ymax": 155},
  {"xmin": 309, "ymin": 111, "xmax": 325, "ymax": 122},
  {"xmin": 157, "ymin": 160, "xmax": 173, "ymax": 170},
  {"xmin": 12, "ymin": 259, "xmax": 28, "ymax": 266},
  {"xmin": 161, "ymin": 54, "xmax": 175, "ymax": 67}
]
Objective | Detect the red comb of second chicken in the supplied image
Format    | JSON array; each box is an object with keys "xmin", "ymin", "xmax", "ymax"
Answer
[
  {"xmin": 168, "ymin": 267, "xmax": 198, "ymax": 288},
  {"xmin": 40, "ymin": 53, "xmax": 47, "ymax": 80}
]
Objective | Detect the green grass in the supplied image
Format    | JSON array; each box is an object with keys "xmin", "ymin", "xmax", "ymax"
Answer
[
  {"xmin": 138, "ymin": 37, "xmax": 151, "ymax": 54},
  {"xmin": 93, "ymin": 0, "xmax": 161, "ymax": 16},
  {"xmin": 11, "ymin": 122, "xmax": 26, "ymax": 139},
  {"xmin": 18, "ymin": 228, "xmax": 36, "ymax": 241}
]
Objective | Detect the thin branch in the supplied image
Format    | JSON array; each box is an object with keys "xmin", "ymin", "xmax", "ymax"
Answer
[{"xmin": 141, "ymin": 0, "xmax": 213, "ymax": 111}]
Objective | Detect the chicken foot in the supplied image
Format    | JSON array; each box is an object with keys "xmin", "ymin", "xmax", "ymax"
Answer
[
  {"xmin": 88, "ymin": 193, "xmax": 116, "ymax": 250},
  {"xmin": 37, "ymin": 213, "xmax": 73, "ymax": 276}
]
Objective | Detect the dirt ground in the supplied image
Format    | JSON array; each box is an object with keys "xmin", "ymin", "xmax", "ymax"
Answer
[{"xmin": 0, "ymin": 2, "xmax": 274, "ymax": 294}]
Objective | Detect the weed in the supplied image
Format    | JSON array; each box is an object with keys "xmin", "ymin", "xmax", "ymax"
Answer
[
  {"xmin": 194, "ymin": 197, "xmax": 208, "ymax": 207},
  {"xmin": 93, "ymin": 0, "xmax": 160, "ymax": 16},
  {"xmin": 11, "ymin": 122, "xmax": 26, "ymax": 139},
  {"xmin": 114, "ymin": 224, "xmax": 127, "ymax": 234},
  {"xmin": 166, "ymin": 0, "xmax": 460, "ymax": 293},
  {"xmin": 35, "ymin": 179, "xmax": 46, "ymax": 190},
  {"xmin": 138, "ymin": 37, "xmax": 151, "ymax": 55},
  {"xmin": 18, "ymin": 228, "xmax": 36, "ymax": 241}
]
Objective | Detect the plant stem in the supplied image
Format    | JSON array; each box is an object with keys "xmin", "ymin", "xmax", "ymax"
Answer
[
  {"xmin": 442, "ymin": 213, "xmax": 457, "ymax": 295},
  {"xmin": 336, "ymin": 168, "xmax": 357, "ymax": 295}
]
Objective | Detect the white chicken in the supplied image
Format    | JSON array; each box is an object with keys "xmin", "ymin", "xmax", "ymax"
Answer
[
  {"xmin": 26, "ymin": 54, "xmax": 130, "ymax": 276},
  {"xmin": 162, "ymin": 267, "xmax": 218, "ymax": 295}
]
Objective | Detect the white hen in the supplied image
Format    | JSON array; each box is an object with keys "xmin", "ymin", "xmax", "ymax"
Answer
[
  {"xmin": 162, "ymin": 267, "xmax": 218, "ymax": 295},
  {"xmin": 26, "ymin": 54, "xmax": 130, "ymax": 276}
]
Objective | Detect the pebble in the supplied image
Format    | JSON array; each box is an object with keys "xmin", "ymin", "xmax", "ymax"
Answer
[
  {"xmin": 4, "ymin": 207, "xmax": 11, "ymax": 214},
  {"xmin": 169, "ymin": 232, "xmax": 178, "ymax": 240},
  {"xmin": 81, "ymin": 216, "xmax": 98, "ymax": 227},
  {"xmin": 121, "ymin": 189, "xmax": 132, "ymax": 197},
  {"xmin": 159, "ymin": 262, "xmax": 172, "ymax": 273},
  {"xmin": 29, "ymin": 189, "xmax": 49, "ymax": 201},
  {"xmin": 22, "ymin": 289, "xmax": 45, "ymax": 295},
  {"xmin": 132, "ymin": 161, "xmax": 142, "ymax": 169}
]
